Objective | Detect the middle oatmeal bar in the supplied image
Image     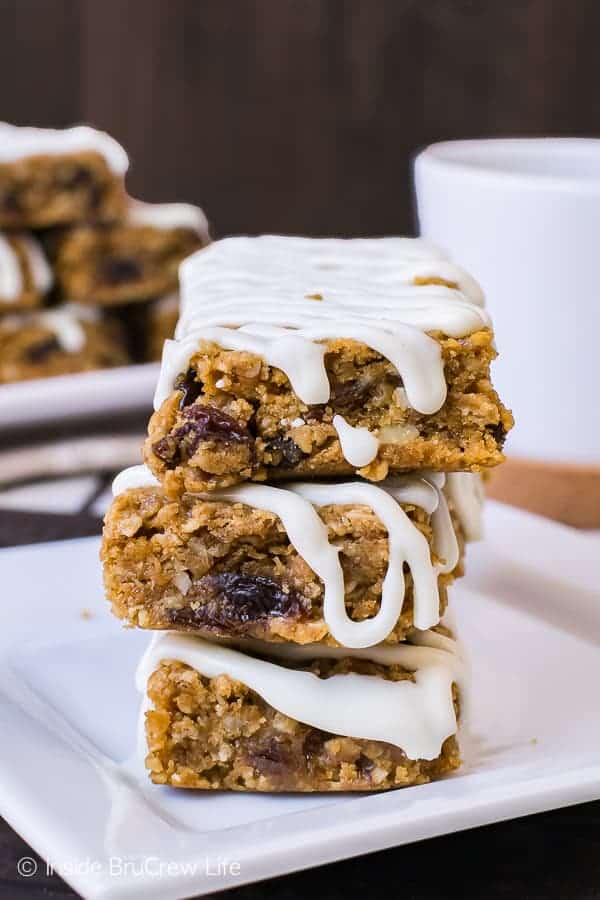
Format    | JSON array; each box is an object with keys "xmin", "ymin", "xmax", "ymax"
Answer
[
  {"xmin": 145, "ymin": 236, "xmax": 513, "ymax": 495},
  {"xmin": 102, "ymin": 466, "xmax": 468, "ymax": 647}
]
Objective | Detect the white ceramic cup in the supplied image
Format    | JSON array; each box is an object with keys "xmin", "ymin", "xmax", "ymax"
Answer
[{"xmin": 414, "ymin": 139, "xmax": 600, "ymax": 465}]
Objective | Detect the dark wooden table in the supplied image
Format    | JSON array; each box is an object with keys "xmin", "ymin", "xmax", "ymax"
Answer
[{"xmin": 2, "ymin": 506, "xmax": 600, "ymax": 899}]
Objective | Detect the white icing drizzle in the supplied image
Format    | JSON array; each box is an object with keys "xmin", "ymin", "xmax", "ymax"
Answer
[
  {"xmin": 36, "ymin": 309, "xmax": 86, "ymax": 352},
  {"xmin": 385, "ymin": 473, "xmax": 460, "ymax": 576},
  {"xmin": 112, "ymin": 464, "xmax": 159, "ymax": 496},
  {"xmin": 127, "ymin": 199, "xmax": 209, "ymax": 240},
  {"xmin": 288, "ymin": 481, "xmax": 439, "ymax": 641},
  {"xmin": 0, "ymin": 233, "xmax": 53, "ymax": 301},
  {"xmin": 332, "ymin": 414, "xmax": 379, "ymax": 467},
  {"xmin": 21, "ymin": 234, "xmax": 53, "ymax": 293},
  {"xmin": 0, "ymin": 122, "xmax": 128, "ymax": 174},
  {"xmin": 112, "ymin": 465, "xmax": 460, "ymax": 646},
  {"xmin": 136, "ymin": 631, "xmax": 464, "ymax": 761},
  {"xmin": 231, "ymin": 629, "xmax": 464, "ymax": 670},
  {"xmin": 444, "ymin": 472, "xmax": 485, "ymax": 542},
  {"xmin": 0, "ymin": 234, "xmax": 22, "ymax": 300},
  {"xmin": 409, "ymin": 626, "xmax": 459, "ymax": 656}
]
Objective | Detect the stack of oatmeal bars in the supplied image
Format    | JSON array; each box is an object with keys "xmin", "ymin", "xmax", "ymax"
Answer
[
  {"xmin": 0, "ymin": 122, "xmax": 209, "ymax": 384},
  {"xmin": 102, "ymin": 235, "xmax": 513, "ymax": 792}
]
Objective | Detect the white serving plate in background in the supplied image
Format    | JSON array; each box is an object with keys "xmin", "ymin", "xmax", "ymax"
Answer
[
  {"xmin": 0, "ymin": 502, "xmax": 599, "ymax": 899},
  {"xmin": 0, "ymin": 362, "xmax": 159, "ymax": 429}
]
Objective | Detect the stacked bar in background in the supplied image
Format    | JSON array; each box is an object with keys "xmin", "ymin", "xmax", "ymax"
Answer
[
  {"xmin": 0, "ymin": 122, "xmax": 209, "ymax": 383},
  {"xmin": 102, "ymin": 235, "xmax": 512, "ymax": 792}
]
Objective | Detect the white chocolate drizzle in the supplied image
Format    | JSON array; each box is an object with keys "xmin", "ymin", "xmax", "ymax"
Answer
[
  {"xmin": 0, "ymin": 234, "xmax": 22, "ymax": 301},
  {"xmin": 33, "ymin": 308, "xmax": 87, "ymax": 352},
  {"xmin": 0, "ymin": 122, "xmax": 129, "ymax": 174},
  {"xmin": 444, "ymin": 472, "xmax": 485, "ymax": 542},
  {"xmin": 112, "ymin": 463, "xmax": 159, "ymax": 495},
  {"xmin": 21, "ymin": 234, "xmax": 53, "ymax": 293},
  {"xmin": 0, "ymin": 233, "xmax": 53, "ymax": 301},
  {"xmin": 112, "ymin": 465, "xmax": 460, "ymax": 647},
  {"xmin": 127, "ymin": 200, "xmax": 209, "ymax": 240},
  {"xmin": 136, "ymin": 630, "xmax": 464, "ymax": 761},
  {"xmin": 286, "ymin": 481, "xmax": 439, "ymax": 642},
  {"xmin": 332, "ymin": 415, "xmax": 379, "ymax": 467}
]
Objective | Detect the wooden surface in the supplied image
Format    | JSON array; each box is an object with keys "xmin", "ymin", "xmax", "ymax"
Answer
[
  {"xmin": 488, "ymin": 458, "xmax": 600, "ymax": 529},
  {"xmin": 2, "ymin": 0, "xmax": 600, "ymax": 896},
  {"xmin": 2, "ymin": 0, "xmax": 600, "ymax": 238}
]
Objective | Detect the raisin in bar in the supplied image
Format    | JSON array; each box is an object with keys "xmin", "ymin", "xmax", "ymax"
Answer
[
  {"xmin": 51, "ymin": 200, "xmax": 209, "ymax": 306},
  {"xmin": 145, "ymin": 236, "xmax": 513, "ymax": 495},
  {"xmin": 0, "ymin": 231, "xmax": 52, "ymax": 310},
  {"xmin": 0, "ymin": 305, "xmax": 128, "ymax": 383},
  {"xmin": 0, "ymin": 123, "xmax": 127, "ymax": 228},
  {"xmin": 138, "ymin": 630, "xmax": 463, "ymax": 791},
  {"xmin": 102, "ymin": 465, "xmax": 476, "ymax": 647}
]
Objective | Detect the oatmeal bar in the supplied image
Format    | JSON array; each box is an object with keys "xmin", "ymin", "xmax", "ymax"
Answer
[
  {"xmin": 0, "ymin": 232, "xmax": 52, "ymax": 310},
  {"xmin": 102, "ymin": 466, "xmax": 467, "ymax": 646},
  {"xmin": 51, "ymin": 201, "xmax": 209, "ymax": 306},
  {"xmin": 146, "ymin": 236, "xmax": 513, "ymax": 495},
  {"xmin": 0, "ymin": 305, "xmax": 128, "ymax": 383},
  {"xmin": 146, "ymin": 293, "xmax": 179, "ymax": 361},
  {"xmin": 138, "ymin": 632, "xmax": 463, "ymax": 791},
  {"xmin": 0, "ymin": 123, "xmax": 127, "ymax": 228}
]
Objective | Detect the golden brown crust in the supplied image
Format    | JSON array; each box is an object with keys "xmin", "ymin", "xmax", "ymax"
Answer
[
  {"xmin": 101, "ymin": 486, "xmax": 463, "ymax": 646},
  {"xmin": 144, "ymin": 329, "xmax": 513, "ymax": 495},
  {"xmin": 52, "ymin": 224, "xmax": 204, "ymax": 306},
  {"xmin": 0, "ymin": 151, "xmax": 126, "ymax": 229},
  {"xmin": 145, "ymin": 657, "xmax": 460, "ymax": 791},
  {"xmin": 0, "ymin": 315, "xmax": 129, "ymax": 383}
]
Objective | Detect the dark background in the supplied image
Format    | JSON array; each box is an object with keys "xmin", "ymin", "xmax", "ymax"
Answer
[
  {"xmin": 2, "ymin": 2, "xmax": 600, "ymax": 898},
  {"xmin": 1, "ymin": 0, "xmax": 597, "ymax": 238}
]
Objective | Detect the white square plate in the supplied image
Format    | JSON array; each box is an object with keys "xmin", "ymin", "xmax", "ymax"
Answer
[
  {"xmin": 0, "ymin": 362, "xmax": 159, "ymax": 429},
  {"xmin": 1, "ymin": 501, "xmax": 599, "ymax": 899}
]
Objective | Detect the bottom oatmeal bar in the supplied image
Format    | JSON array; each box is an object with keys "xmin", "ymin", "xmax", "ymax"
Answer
[{"xmin": 138, "ymin": 633, "xmax": 462, "ymax": 792}]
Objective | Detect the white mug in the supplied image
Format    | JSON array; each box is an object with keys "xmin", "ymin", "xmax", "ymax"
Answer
[{"xmin": 414, "ymin": 139, "xmax": 600, "ymax": 466}]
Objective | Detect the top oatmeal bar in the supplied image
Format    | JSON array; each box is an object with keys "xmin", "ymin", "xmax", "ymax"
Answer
[
  {"xmin": 145, "ymin": 236, "xmax": 513, "ymax": 495},
  {"xmin": 0, "ymin": 123, "xmax": 128, "ymax": 228}
]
